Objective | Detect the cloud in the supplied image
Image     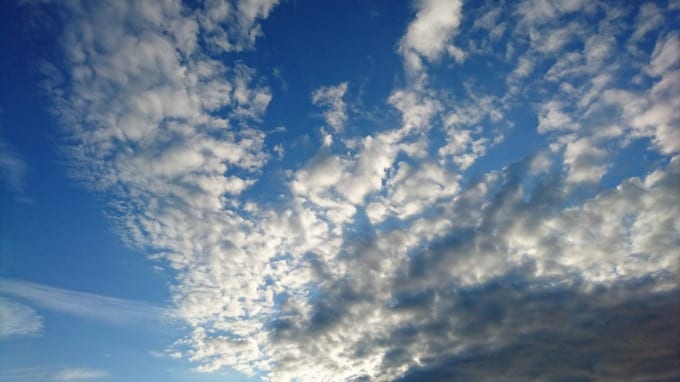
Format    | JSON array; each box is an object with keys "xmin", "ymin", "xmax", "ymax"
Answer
[
  {"xmin": 398, "ymin": 0, "xmax": 464, "ymax": 74},
  {"xmin": 26, "ymin": 0, "xmax": 680, "ymax": 380},
  {"xmin": 395, "ymin": 281, "xmax": 680, "ymax": 382},
  {"xmin": 563, "ymin": 136, "xmax": 608, "ymax": 183},
  {"xmin": 0, "ymin": 368, "xmax": 56, "ymax": 382},
  {"xmin": 0, "ymin": 297, "xmax": 43, "ymax": 337},
  {"xmin": 263, "ymin": 155, "xmax": 679, "ymax": 381},
  {"xmin": 0, "ymin": 278, "xmax": 164, "ymax": 326},
  {"xmin": 516, "ymin": 0, "xmax": 589, "ymax": 26},
  {"xmin": 312, "ymin": 82, "xmax": 348, "ymax": 132},
  {"xmin": 198, "ymin": 0, "xmax": 280, "ymax": 52},
  {"xmin": 629, "ymin": 2, "xmax": 665, "ymax": 45},
  {"xmin": 0, "ymin": 367, "xmax": 109, "ymax": 382},
  {"xmin": 647, "ymin": 32, "xmax": 680, "ymax": 77},
  {"xmin": 53, "ymin": 368, "xmax": 109, "ymax": 381},
  {"xmin": 0, "ymin": 138, "xmax": 28, "ymax": 192}
]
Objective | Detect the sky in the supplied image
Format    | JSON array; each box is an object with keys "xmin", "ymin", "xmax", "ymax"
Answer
[{"xmin": 0, "ymin": 0, "xmax": 679, "ymax": 381}]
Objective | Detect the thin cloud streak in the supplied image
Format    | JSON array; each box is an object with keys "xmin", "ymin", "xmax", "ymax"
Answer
[
  {"xmin": 53, "ymin": 368, "xmax": 110, "ymax": 381},
  {"xmin": 0, "ymin": 367, "xmax": 110, "ymax": 382},
  {"xmin": 0, "ymin": 278, "xmax": 166, "ymax": 326}
]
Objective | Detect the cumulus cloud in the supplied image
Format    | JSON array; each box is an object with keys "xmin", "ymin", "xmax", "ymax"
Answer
[
  {"xmin": 398, "ymin": 0, "xmax": 464, "ymax": 74},
  {"xmin": 27, "ymin": 0, "xmax": 680, "ymax": 381},
  {"xmin": 0, "ymin": 297, "xmax": 43, "ymax": 337}
]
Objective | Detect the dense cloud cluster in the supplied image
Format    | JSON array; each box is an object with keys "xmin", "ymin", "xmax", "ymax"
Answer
[{"xmin": 33, "ymin": 0, "xmax": 679, "ymax": 380}]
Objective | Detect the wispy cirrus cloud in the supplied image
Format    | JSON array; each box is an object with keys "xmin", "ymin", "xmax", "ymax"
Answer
[
  {"xmin": 0, "ymin": 367, "xmax": 110, "ymax": 382},
  {"xmin": 0, "ymin": 278, "xmax": 164, "ymax": 326},
  {"xmin": 53, "ymin": 368, "xmax": 109, "ymax": 381},
  {"xmin": 0, "ymin": 297, "xmax": 43, "ymax": 337},
  {"xmin": 0, "ymin": 137, "xmax": 28, "ymax": 193}
]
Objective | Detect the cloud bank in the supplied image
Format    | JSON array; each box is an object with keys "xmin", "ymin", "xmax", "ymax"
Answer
[{"xmin": 27, "ymin": 0, "xmax": 680, "ymax": 380}]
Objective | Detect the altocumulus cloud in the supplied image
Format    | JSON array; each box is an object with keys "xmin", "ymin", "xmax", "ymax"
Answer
[{"xmin": 24, "ymin": 0, "xmax": 680, "ymax": 381}]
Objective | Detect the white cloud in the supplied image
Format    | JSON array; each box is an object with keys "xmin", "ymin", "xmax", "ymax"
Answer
[
  {"xmin": 537, "ymin": 100, "xmax": 579, "ymax": 133},
  {"xmin": 398, "ymin": 0, "xmax": 464, "ymax": 74},
  {"xmin": 0, "ymin": 138, "xmax": 28, "ymax": 192},
  {"xmin": 647, "ymin": 32, "xmax": 679, "ymax": 77},
  {"xmin": 367, "ymin": 161, "xmax": 459, "ymax": 222},
  {"xmin": 312, "ymin": 82, "xmax": 348, "ymax": 132},
  {"xmin": 516, "ymin": 0, "xmax": 589, "ymax": 26},
  {"xmin": 534, "ymin": 23, "xmax": 580, "ymax": 54},
  {"xmin": 584, "ymin": 34, "xmax": 615, "ymax": 67},
  {"xmin": 629, "ymin": 2, "xmax": 664, "ymax": 45},
  {"xmin": 437, "ymin": 93, "xmax": 504, "ymax": 169},
  {"xmin": 596, "ymin": 32, "xmax": 680, "ymax": 155},
  {"xmin": 0, "ymin": 367, "xmax": 56, "ymax": 382},
  {"xmin": 0, "ymin": 279, "xmax": 164, "ymax": 326},
  {"xmin": 53, "ymin": 368, "xmax": 109, "ymax": 381},
  {"xmin": 388, "ymin": 89, "xmax": 440, "ymax": 136},
  {"xmin": 1, "ymin": 367, "xmax": 110, "ymax": 382},
  {"xmin": 563, "ymin": 137, "xmax": 608, "ymax": 183},
  {"xmin": 0, "ymin": 297, "xmax": 43, "ymax": 337},
  {"xmin": 199, "ymin": 0, "xmax": 280, "ymax": 52}
]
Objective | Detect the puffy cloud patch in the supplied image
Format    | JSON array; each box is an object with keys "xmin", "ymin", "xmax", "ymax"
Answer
[
  {"xmin": 199, "ymin": 0, "xmax": 280, "ymax": 52},
  {"xmin": 398, "ymin": 0, "xmax": 464, "ymax": 74}
]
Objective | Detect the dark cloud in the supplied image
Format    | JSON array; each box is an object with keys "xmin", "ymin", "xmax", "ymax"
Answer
[
  {"xmin": 258, "ymin": 154, "xmax": 680, "ymax": 380},
  {"xmin": 394, "ymin": 278, "xmax": 680, "ymax": 382}
]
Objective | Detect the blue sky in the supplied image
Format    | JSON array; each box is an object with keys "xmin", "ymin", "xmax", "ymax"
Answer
[{"xmin": 0, "ymin": 0, "xmax": 678, "ymax": 381}]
